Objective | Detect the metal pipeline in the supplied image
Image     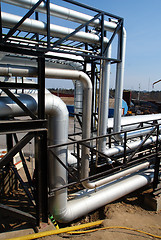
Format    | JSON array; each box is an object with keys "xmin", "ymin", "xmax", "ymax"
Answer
[
  {"xmin": 2, "ymin": 0, "xmax": 119, "ymax": 33},
  {"xmin": 108, "ymin": 113, "xmax": 161, "ymax": 130},
  {"xmin": 1, "ymin": 12, "xmax": 108, "ymax": 45},
  {"xmin": 2, "ymin": 0, "xmax": 126, "ymax": 137},
  {"xmin": 113, "ymin": 28, "xmax": 126, "ymax": 137},
  {"xmin": 0, "ymin": 68, "xmax": 158, "ymax": 222},
  {"xmin": 1, "ymin": 4, "xmax": 126, "ymax": 155},
  {"xmin": 0, "ymin": 64, "xmax": 159, "ymax": 190},
  {"xmin": 108, "ymin": 113, "xmax": 161, "ymax": 139},
  {"xmin": 0, "ymin": 55, "xmax": 81, "ymax": 70},
  {"xmin": 0, "ymin": 64, "xmax": 93, "ymax": 188},
  {"xmin": 98, "ymin": 45, "xmax": 111, "ymax": 153},
  {"xmin": 53, "ymin": 168, "xmax": 155, "ymax": 222},
  {"xmin": 0, "ymin": 2, "xmax": 158, "ymax": 223},
  {"xmin": 104, "ymin": 135, "xmax": 161, "ymax": 157}
]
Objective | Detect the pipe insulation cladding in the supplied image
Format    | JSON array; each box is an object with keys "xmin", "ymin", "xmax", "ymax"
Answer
[
  {"xmin": 1, "ymin": 0, "xmax": 126, "ymax": 136},
  {"xmin": 1, "ymin": 12, "xmax": 108, "ymax": 45},
  {"xmin": 0, "ymin": 77, "xmax": 159, "ymax": 222},
  {"xmin": 1, "ymin": 1, "xmax": 158, "ymax": 223},
  {"xmin": 2, "ymin": 0, "xmax": 119, "ymax": 32}
]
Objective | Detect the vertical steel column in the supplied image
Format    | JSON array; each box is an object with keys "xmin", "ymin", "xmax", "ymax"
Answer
[
  {"xmin": 6, "ymin": 134, "xmax": 14, "ymax": 191},
  {"xmin": 35, "ymin": 56, "xmax": 48, "ymax": 224},
  {"xmin": 35, "ymin": 131, "xmax": 48, "ymax": 223},
  {"xmin": 91, "ymin": 61, "xmax": 95, "ymax": 132},
  {"xmin": 6, "ymin": 134, "xmax": 13, "ymax": 165},
  {"xmin": 0, "ymin": 1, "xmax": 2, "ymax": 42},
  {"xmin": 35, "ymin": 12, "xmax": 39, "ymax": 46},
  {"xmin": 38, "ymin": 56, "xmax": 45, "ymax": 119},
  {"xmin": 119, "ymin": 20, "xmax": 124, "ymax": 61},
  {"xmin": 123, "ymin": 132, "xmax": 127, "ymax": 165},
  {"xmin": 34, "ymin": 133, "xmax": 41, "ymax": 225},
  {"xmin": 46, "ymin": 0, "xmax": 50, "ymax": 49},
  {"xmin": 100, "ymin": 13, "xmax": 105, "ymax": 56}
]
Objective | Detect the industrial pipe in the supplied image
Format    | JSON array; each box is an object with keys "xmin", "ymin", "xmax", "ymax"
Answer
[
  {"xmin": 1, "ymin": 12, "xmax": 108, "ymax": 45},
  {"xmin": 97, "ymin": 45, "xmax": 111, "ymax": 153},
  {"xmin": 53, "ymin": 168, "xmax": 155, "ymax": 222},
  {"xmin": 2, "ymin": 0, "xmax": 126, "ymax": 136},
  {"xmin": 0, "ymin": 64, "xmax": 93, "ymax": 190},
  {"xmin": 2, "ymin": 0, "xmax": 119, "ymax": 33},
  {"xmin": 113, "ymin": 28, "xmax": 126, "ymax": 137},
  {"xmin": 0, "ymin": 69, "xmax": 158, "ymax": 222}
]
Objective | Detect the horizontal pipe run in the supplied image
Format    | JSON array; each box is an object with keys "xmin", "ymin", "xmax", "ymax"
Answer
[
  {"xmin": 53, "ymin": 168, "xmax": 155, "ymax": 222},
  {"xmin": 83, "ymin": 161, "xmax": 150, "ymax": 188},
  {"xmin": 104, "ymin": 135, "xmax": 161, "ymax": 157},
  {"xmin": 2, "ymin": 0, "xmax": 118, "ymax": 32},
  {"xmin": 108, "ymin": 113, "xmax": 161, "ymax": 130},
  {"xmin": 1, "ymin": 12, "xmax": 108, "ymax": 45}
]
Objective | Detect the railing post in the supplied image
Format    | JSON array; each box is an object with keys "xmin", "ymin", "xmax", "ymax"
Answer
[
  {"xmin": 153, "ymin": 125, "xmax": 160, "ymax": 190},
  {"xmin": 123, "ymin": 132, "xmax": 127, "ymax": 165}
]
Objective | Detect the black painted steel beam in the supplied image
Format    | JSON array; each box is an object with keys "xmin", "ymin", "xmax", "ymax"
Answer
[
  {"xmin": 3, "ymin": 0, "xmax": 45, "ymax": 43},
  {"xmin": 35, "ymin": 131, "xmax": 48, "ymax": 223},
  {"xmin": 0, "ymin": 120, "xmax": 47, "ymax": 134},
  {"xmin": 46, "ymin": 0, "xmax": 50, "ymax": 49},
  {"xmin": 0, "ymin": 82, "xmax": 38, "ymax": 89},
  {"xmin": 11, "ymin": 164, "xmax": 35, "ymax": 206},
  {"xmin": 52, "ymin": 12, "xmax": 102, "ymax": 48},
  {"xmin": 63, "ymin": 0, "xmax": 123, "ymax": 20},
  {"xmin": 0, "ymin": 132, "xmax": 34, "ymax": 168},
  {"xmin": 13, "ymin": 133, "xmax": 34, "ymax": 193},
  {"xmin": 103, "ymin": 19, "xmax": 123, "ymax": 56},
  {"xmin": 0, "ymin": 1, "xmax": 2, "ymax": 42},
  {"xmin": 38, "ymin": 56, "xmax": 45, "ymax": 119},
  {"xmin": 0, "ymin": 203, "xmax": 36, "ymax": 224}
]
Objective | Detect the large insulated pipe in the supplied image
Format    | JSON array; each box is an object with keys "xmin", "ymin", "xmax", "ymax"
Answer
[
  {"xmin": 98, "ymin": 46, "xmax": 111, "ymax": 153},
  {"xmin": 2, "ymin": 0, "xmax": 119, "ymax": 33},
  {"xmin": 0, "ymin": 55, "xmax": 80, "ymax": 70},
  {"xmin": 107, "ymin": 113, "xmax": 161, "ymax": 139},
  {"xmin": 113, "ymin": 28, "xmax": 126, "ymax": 137},
  {"xmin": 53, "ymin": 168, "xmax": 155, "ymax": 222},
  {"xmin": 108, "ymin": 113, "xmax": 161, "ymax": 130},
  {"xmin": 0, "ymin": 89, "xmax": 155, "ymax": 221},
  {"xmin": 0, "ymin": 65, "xmax": 92, "ymax": 142},
  {"xmin": 0, "ymin": 73, "xmax": 158, "ymax": 223},
  {"xmin": 1, "ymin": 64, "xmax": 155, "ymax": 191},
  {"xmin": 1, "ymin": 12, "xmax": 108, "ymax": 45},
  {"xmin": 104, "ymin": 135, "xmax": 161, "ymax": 158},
  {"xmin": 2, "ymin": 0, "xmax": 126, "ymax": 140},
  {"xmin": 0, "ymin": 91, "xmax": 69, "ymax": 198},
  {"xmin": 0, "ymin": 64, "xmax": 93, "ymax": 187}
]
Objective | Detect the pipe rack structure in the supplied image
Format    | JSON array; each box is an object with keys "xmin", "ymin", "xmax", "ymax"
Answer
[{"xmin": 0, "ymin": 0, "xmax": 160, "ymax": 226}]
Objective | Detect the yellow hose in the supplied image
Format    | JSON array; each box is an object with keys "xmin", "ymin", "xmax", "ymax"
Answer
[
  {"xmin": 7, "ymin": 220, "xmax": 103, "ymax": 240},
  {"xmin": 68, "ymin": 226, "xmax": 161, "ymax": 239}
]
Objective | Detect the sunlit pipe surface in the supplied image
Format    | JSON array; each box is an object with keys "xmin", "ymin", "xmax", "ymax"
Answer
[
  {"xmin": 0, "ymin": 70, "xmax": 158, "ymax": 222},
  {"xmin": 0, "ymin": 91, "xmax": 157, "ymax": 221},
  {"xmin": 2, "ymin": 1, "xmax": 126, "ymax": 162},
  {"xmin": 2, "ymin": 0, "xmax": 126, "ymax": 136},
  {"xmin": 2, "ymin": 0, "xmax": 118, "ymax": 32},
  {"xmin": 1, "ymin": 12, "xmax": 108, "ymax": 44}
]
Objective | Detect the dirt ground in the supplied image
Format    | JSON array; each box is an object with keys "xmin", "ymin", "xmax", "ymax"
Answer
[
  {"xmin": 1, "ymin": 97, "xmax": 161, "ymax": 239},
  {"xmin": 35, "ymin": 190, "xmax": 161, "ymax": 240},
  {"xmin": 0, "ymin": 187, "xmax": 160, "ymax": 239}
]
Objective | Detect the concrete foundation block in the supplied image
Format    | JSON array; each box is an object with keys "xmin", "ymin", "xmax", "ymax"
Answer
[{"xmin": 144, "ymin": 193, "xmax": 161, "ymax": 211}]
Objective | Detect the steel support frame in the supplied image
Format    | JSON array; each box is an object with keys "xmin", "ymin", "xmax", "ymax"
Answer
[
  {"xmin": 0, "ymin": 0, "xmax": 123, "ymax": 63},
  {"xmin": 48, "ymin": 120, "xmax": 161, "ymax": 195},
  {"xmin": 0, "ymin": 50, "xmax": 48, "ymax": 226},
  {"xmin": 0, "ymin": 0, "xmax": 125, "ymax": 226}
]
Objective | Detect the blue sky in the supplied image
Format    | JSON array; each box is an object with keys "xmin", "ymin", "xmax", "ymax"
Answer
[
  {"xmin": 79, "ymin": 0, "xmax": 161, "ymax": 91},
  {"xmin": 2, "ymin": 0, "xmax": 161, "ymax": 91}
]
